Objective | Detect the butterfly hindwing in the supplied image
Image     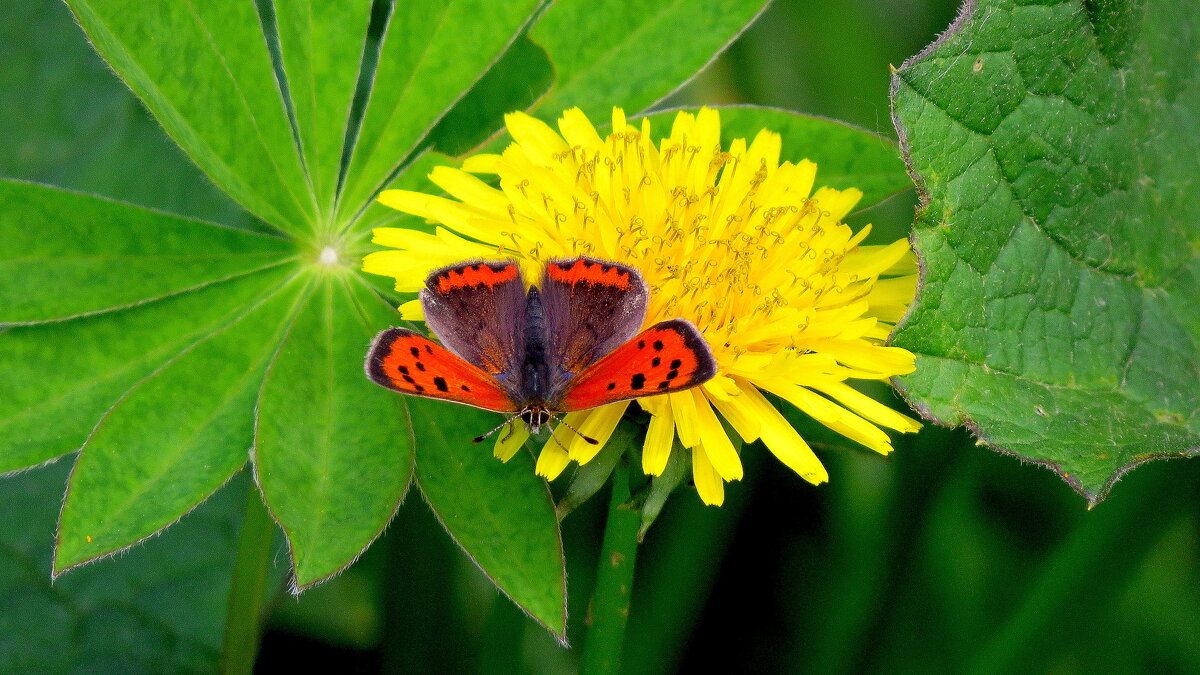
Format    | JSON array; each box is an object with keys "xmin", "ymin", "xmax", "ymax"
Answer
[
  {"xmin": 540, "ymin": 256, "xmax": 648, "ymax": 378},
  {"xmin": 366, "ymin": 328, "xmax": 518, "ymax": 412},
  {"xmin": 555, "ymin": 319, "xmax": 717, "ymax": 412},
  {"xmin": 420, "ymin": 260, "xmax": 527, "ymax": 382}
]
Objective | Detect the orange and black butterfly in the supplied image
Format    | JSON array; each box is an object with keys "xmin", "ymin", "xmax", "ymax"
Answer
[{"xmin": 365, "ymin": 257, "xmax": 717, "ymax": 441}]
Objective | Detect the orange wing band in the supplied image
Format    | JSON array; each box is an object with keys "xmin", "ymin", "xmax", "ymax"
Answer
[
  {"xmin": 546, "ymin": 258, "xmax": 633, "ymax": 290},
  {"xmin": 431, "ymin": 261, "xmax": 520, "ymax": 294},
  {"xmin": 557, "ymin": 319, "xmax": 717, "ymax": 411},
  {"xmin": 366, "ymin": 328, "xmax": 517, "ymax": 412}
]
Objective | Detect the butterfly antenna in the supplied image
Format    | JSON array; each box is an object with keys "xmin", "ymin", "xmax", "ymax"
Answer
[
  {"xmin": 548, "ymin": 413, "xmax": 599, "ymax": 445},
  {"xmin": 472, "ymin": 413, "xmax": 523, "ymax": 444}
]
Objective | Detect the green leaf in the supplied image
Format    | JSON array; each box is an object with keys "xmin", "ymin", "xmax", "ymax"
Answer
[
  {"xmin": 64, "ymin": 0, "xmax": 313, "ymax": 233},
  {"xmin": 0, "ymin": 463, "xmax": 252, "ymax": 673},
  {"xmin": 410, "ymin": 400, "xmax": 566, "ymax": 640},
  {"xmin": 0, "ymin": 265, "xmax": 294, "ymax": 474},
  {"xmin": 336, "ymin": 0, "xmax": 543, "ymax": 224},
  {"xmin": 0, "ymin": 0, "xmax": 257, "ymax": 228},
  {"xmin": 424, "ymin": 36, "xmax": 555, "ymax": 158},
  {"xmin": 530, "ymin": 0, "xmax": 769, "ymax": 121},
  {"xmin": 0, "ymin": 180, "xmax": 294, "ymax": 323},
  {"xmin": 350, "ymin": 150, "xmax": 460, "ymax": 237},
  {"xmin": 890, "ymin": 0, "xmax": 1200, "ymax": 503},
  {"xmin": 55, "ymin": 275, "xmax": 309, "ymax": 573},
  {"xmin": 638, "ymin": 106, "xmax": 911, "ymax": 209},
  {"xmin": 273, "ymin": 0, "xmax": 373, "ymax": 221},
  {"xmin": 255, "ymin": 275, "xmax": 413, "ymax": 589}
]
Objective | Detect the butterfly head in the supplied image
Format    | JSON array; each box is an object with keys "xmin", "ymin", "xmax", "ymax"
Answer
[{"xmin": 520, "ymin": 404, "xmax": 553, "ymax": 435}]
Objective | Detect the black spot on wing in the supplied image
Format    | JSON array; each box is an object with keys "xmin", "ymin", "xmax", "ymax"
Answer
[
  {"xmin": 433, "ymin": 377, "xmax": 449, "ymax": 392},
  {"xmin": 631, "ymin": 373, "xmax": 646, "ymax": 390}
]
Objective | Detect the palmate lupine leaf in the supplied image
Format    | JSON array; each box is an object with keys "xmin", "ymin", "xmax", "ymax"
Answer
[{"xmin": 891, "ymin": 0, "xmax": 1199, "ymax": 503}]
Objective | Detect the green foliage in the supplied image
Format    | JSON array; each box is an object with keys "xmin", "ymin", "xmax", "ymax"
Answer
[
  {"xmin": 55, "ymin": 276, "xmax": 309, "ymax": 572},
  {"xmin": 0, "ymin": 180, "xmax": 293, "ymax": 323},
  {"xmin": 255, "ymin": 277, "xmax": 413, "ymax": 589},
  {"xmin": 531, "ymin": 0, "xmax": 768, "ymax": 121},
  {"xmin": 410, "ymin": 399, "xmax": 567, "ymax": 638},
  {"xmin": 0, "ymin": 463, "xmax": 250, "ymax": 673},
  {"xmin": 335, "ymin": 0, "xmax": 544, "ymax": 225},
  {"xmin": 66, "ymin": 0, "xmax": 313, "ymax": 233},
  {"xmin": 891, "ymin": 0, "xmax": 1199, "ymax": 503}
]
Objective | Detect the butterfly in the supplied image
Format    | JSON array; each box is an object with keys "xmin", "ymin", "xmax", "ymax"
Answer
[{"xmin": 365, "ymin": 257, "xmax": 717, "ymax": 442}]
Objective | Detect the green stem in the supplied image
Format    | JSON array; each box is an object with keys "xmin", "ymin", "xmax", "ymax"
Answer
[
  {"xmin": 220, "ymin": 483, "xmax": 276, "ymax": 675},
  {"xmin": 580, "ymin": 462, "xmax": 642, "ymax": 675}
]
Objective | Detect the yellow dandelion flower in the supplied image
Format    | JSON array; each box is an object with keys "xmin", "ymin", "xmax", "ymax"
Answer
[{"xmin": 364, "ymin": 107, "xmax": 920, "ymax": 505}]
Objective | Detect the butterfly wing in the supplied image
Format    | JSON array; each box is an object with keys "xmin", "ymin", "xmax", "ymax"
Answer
[
  {"xmin": 540, "ymin": 256, "xmax": 648, "ymax": 386},
  {"xmin": 420, "ymin": 259, "xmax": 527, "ymax": 393},
  {"xmin": 555, "ymin": 319, "xmax": 718, "ymax": 411},
  {"xmin": 366, "ymin": 328, "xmax": 518, "ymax": 412}
]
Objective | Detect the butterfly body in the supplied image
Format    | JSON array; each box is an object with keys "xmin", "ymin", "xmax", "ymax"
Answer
[{"xmin": 366, "ymin": 257, "xmax": 717, "ymax": 437}]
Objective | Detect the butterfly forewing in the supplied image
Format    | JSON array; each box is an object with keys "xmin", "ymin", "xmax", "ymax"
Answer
[
  {"xmin": 420, "ymin": 260, "xmax": 527, "ymax": 380},
  {"xmin": 366, "ymin": 328, "xmax": 518, "ymax": 412},
  {"xmin": 555, "ymin": 319, "xmax": 718, "ymax": 411},
  {"xmin": 540, "ymin": 257, "xmax": 648, "ymax": 377}
]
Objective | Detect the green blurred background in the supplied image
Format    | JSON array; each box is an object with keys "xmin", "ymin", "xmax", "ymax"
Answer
[{"xmin": 2, "ymin": 0, "xmax": 1199, "ymax": 672}]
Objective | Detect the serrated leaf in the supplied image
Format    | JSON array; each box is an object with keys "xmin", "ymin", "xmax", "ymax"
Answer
[
  {"xmin": 0, "ymin": 463, "xmax": 252, "ymax": 673},
  {"xmin": 64, "ymin": 0, "xmax": 313, "ymax": 233},
  {"xmin": 255, "ymin": 276, "xmax": 412, "ymax": 589},
  {"xmin": 409, "ymin": 400, "xmax": 566, "ymax": 639},
  {"xmin": 0, "ymin": 180, "xmax": 293, "ymax": 323},
  {"xmin": 638, "ymin": 106, "xmax": 911, "ymax": 209},
  {"xmin": 530, "ymin": 0, "xmax": 768, "ymax": 121},
  {"xmin": 0, "ymin": 265, "xmax": 293, "ymax": 474},
  {"xmin": 273, "ymin": 0, "xmax": 373, "ymax": 219},
  {"xmin": 55, "ymin": 275, "xmax": 309, "ymax": 573},
  {"xmin": 891, "ymin": 0, "xmax": 1200, "ymax": 503},
  {"xmin": 336, "ymin": 0, "xmax": 543, "ymax": 223}
]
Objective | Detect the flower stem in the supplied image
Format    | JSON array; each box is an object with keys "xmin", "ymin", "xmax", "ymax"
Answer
[
  {"xmin": 580, "ymin": 461, "xmax": 641, "ymax": 675},
  {"xmin": 220, "ymin": 483, "xmax": 275, "ymax": 675}
]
